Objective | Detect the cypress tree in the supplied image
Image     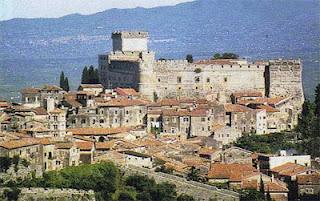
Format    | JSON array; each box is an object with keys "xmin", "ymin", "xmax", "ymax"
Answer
[
  {"xmin": 59, "ymin": 71, "xmax": 65, "ymax": 89},
  {"xmin": 186, "ymin": 54, "xmax": 193, "ymax": 63},
  {"xmin": 259, "ymin": 177, "xmax": 265, "ymax": 195},
  {"xmin": 297, "ymin": 100, "xmax": 315, "ymax": 138},
  {"xmin": 81, "ymin": 66, "xmax": 89, "ymax": 84},
  {"xmin": 94, "ymin": 68, "xmax": 100, "ymax": 83},
  {"xmin": 88, "ymin": 65, "xmax": 95, "ymax": 84},
  {"xmin": 64, "ymin": 77, "xmax": 70, "ymax": 92}
]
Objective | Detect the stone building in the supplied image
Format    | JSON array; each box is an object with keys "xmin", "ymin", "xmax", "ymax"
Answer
[{"xmin": 99, "ymin": 32, "xmax": 304, "ymax": 121}]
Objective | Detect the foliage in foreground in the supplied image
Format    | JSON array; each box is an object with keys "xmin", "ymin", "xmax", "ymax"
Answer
[
  {"xmin": 234, "ymin": 132, "xmax": 297, "ymax": 154},
  {"xmin": 4, "ymin": 162, "xmax": 202, "ymax": 201}
]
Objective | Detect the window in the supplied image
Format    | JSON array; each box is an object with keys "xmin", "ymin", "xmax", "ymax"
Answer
[
  {"xmin": 100, "ymin": 119, "xmax": 104, "ymax": 123},
  {"xmin": 202, "ymin": 127, "xmax": 205, "ymax": 131},
  {"xmin": 114, "ymin": 118, "xmax": 118, "ymax": 123},
  {"xmin": 183, "ymin": 117, "xmax": 189, "ymax": 122},
  {"xmin": 114, "ymin": 110, "xmax": 118, "ymax": 115},
  {"xmin": 206, "ymin": 78, "xmax": 210, "ymax": 83},
  {"xmin": 158, "ymin": 78, "xmax": 161, "ymax": 82},
  {"xmin": 54, "ymin": 125, "xmax": 58, "ymax": 130},
  {"xmin": 171, "ymin": 128, "xmax": 175, "ymax": 133},
  {"xmin": 224, "ymin": 77, "xmax": 227, "ymax": 82},
  {"xmin": 201, "ymin": 117, "xmax": 206, "ymax": 122},
  {"xmin": 177, "ymin": 77, "xmax": 182, "ymax": 83},
  {"xmin": 126, "ymin": 110, "xmax": 129, "ymax": 115},
  {"xmin": 195, "ymin": 77, "xmax": 200, "ymax": 83}
]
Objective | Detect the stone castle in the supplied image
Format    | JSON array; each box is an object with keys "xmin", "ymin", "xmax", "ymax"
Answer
[{"xmin": 98, "ymin": 31, "xmax": 304, "ymax": 106}]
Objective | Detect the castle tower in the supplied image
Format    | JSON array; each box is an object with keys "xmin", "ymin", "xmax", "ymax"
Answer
[
  {"xmin": 111, "ymin": 31, "xmax": 148, "ymax": 52},
  {"xmin": 99, "ymin": 31, "xmax": 156, "ymax": 99}
]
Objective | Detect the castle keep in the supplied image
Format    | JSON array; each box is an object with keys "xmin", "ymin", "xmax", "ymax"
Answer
[{"xmin": 99, "ymin": 31, "xmax": 304, "ymax": 104}]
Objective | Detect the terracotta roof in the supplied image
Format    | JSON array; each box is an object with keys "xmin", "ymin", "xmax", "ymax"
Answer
[
  {"xmin": 64, "ymin": 93, "xmax": 82, "ymax": 108},
  {"xmin": 114, "ymin": 88, "xmax": 139, "ymax": 96},
  {"xmin": 41, "ymin": 85, "xmax": 63, "ymax": 91},
  {"xmin": 232, "ymin": 91, "xmax": 263, "ymax": 98},
  {"xmin": 55, "ymin": 142, "xmax": 74, "ymax": 149},
  {"xmin": 157, "ymin": 99, "xmax": 180, "ymax": 106},
  {"xmin": 208, "ymin": 163, "xmax": 256, "ymax": 179},
  {"xmin": 96, "ymin": 140, "xmax": 116, "ymax": 150},
  {"xmin": 68, "ymin": 127, "xmax": 131, "ymax": 136},
  {"xmin": 0, "ymin": 102, "xmax": 10, "ymax": 108},
  {"xmin": 240, "ymin": 97, "xmax": 287, "ymax": 106},
  {"xmin": 0, "ymin": 139, "xmax": 39, "ymax": 149},
  {"xmin": 97, "ymin": 98, "xmax": 149, "ymax": 107},
  {"xmin": 272, "ymin": 162, "xmax": 307, "ymax": 177},
  {"xmin": 265, "ymin": 182, "xmax": 289, "ymax": 192},
  {"xmin": 224, "ymin": 104, "xmax": 252, "ymax": 113},
  {"xmin": 256, "ymin": 105, "xmax": 279, "ymax": 113},
  {"xmin": 297, "ymin": 173, "xmax": 320, "ymax": 185},
  {"xmin": 32, "ymin": 107, "xmax": 48, "ymax": 115},
  {"xmin": 75, "ymin": 141, "xmax": 94, "ymax": 151},
  {"xmin": 79, "ymin": 84, "xmax": 104, "ymax": 89},
  {"xmin": 76, "ymin": 91, "xmax": 96, "ymax": 95},
  {"xmin": 20, "ymin": 88, "xmax": 41, "ymax": 94},
  {"xmin": 242, "ymin": 180, "xmax": 289, "ymax": 192}
]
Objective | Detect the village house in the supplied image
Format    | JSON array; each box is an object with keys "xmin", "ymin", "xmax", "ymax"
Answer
[
  {"xmin": 296, "ymin": 173, "xmax": 320, "ymax": 198},
  {"xmin": 121, "ymin": 150, "xmax": 154, "ymax": 169},
  {"xmin": 54, "ymin": 142, "xmax": 80, "ymax": 169},
  {"xmin": 78, "ymin": 84, "xmax": 104, "ymax": 96}
]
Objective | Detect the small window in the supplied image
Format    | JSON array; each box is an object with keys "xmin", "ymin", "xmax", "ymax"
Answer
[
  {"xmin": 177, "ymin": 77, "xmax": 182, "ymax": 83},
  {"xmin": 224, "ymin": 77, "xmax": 227, "ymax": 82},
  {"xmin": 158, "ymin": 78, "xmax": 161, "ymax": 82},
  {"xmin": 195, "ymin": 77, "xmax": 200, "ymax": 83},
  {"xmin": 201, "ymin": 117, "xmax": 206, "ymax": 122},
  {"xmin": 206, "ymin": 78, "xmax": 210, "ymax": 83}
]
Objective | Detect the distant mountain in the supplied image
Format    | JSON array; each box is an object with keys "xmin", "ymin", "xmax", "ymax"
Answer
[{"xmin": 0, "ymin": 0, "xmax": 319, "ymax": 100}]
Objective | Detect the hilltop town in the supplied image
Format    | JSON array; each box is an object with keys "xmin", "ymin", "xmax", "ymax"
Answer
[{"xmin": 0, "ymin": 31, "xmax": 319, "ymax": 201}]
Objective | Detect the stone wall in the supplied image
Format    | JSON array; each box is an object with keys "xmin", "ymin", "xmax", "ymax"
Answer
[
  {"xmin": 0, "ymin": 188, "xmax": 95, "ymax": 201},
  {"xmin": 123, "ymin": 165, "xmax": 240, "ymax": 201}
]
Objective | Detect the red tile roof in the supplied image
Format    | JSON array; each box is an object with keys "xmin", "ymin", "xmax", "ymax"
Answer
[
  {"xmin": 224, "ymin": 104, "xmax": 252, "ymax": 113},
  {"xmin": 114, "ymin": 88, "xmax": 139, "ymax": 96},
  {"xmin": 20, "ymin": 88, "xmax": 41, "ymax": 94},
  {"xmin": 0, "ymin": 139, "xmax": 39, "ymax": 149},
  {"xmin": 75, "ymin": 141, "xmax": 94, "ymax": 151},
  {"xmin": 272, "ymin": 162, "xmax": 308, "ymax": 177},
  {"xmin": 68, "ymin": 127, "xmax": 131, "ymax": 136},
  {"xmin": 208, "ymin": 163, "xmax": 256, "ymax": 180}
]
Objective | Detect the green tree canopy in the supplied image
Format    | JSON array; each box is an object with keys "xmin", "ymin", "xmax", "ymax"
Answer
[{"xmin": 186, "ymin": 54, "xmax": 193, "ymax": 63}]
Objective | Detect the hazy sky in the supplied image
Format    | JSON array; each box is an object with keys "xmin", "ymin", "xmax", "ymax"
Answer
[{"xmin": 0, "ymin": 0, "xmax": 192, "ymax": 21}]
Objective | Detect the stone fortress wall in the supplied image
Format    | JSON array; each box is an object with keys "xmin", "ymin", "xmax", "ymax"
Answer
[{"xmin": 99, "ymin": 31, "xmax": 304, "ymax": 106}]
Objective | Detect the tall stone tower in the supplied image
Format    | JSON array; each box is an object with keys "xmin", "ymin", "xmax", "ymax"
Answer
[{"xmin": 99, "ymin": 31, "xmax": 156, "ymax": 99}]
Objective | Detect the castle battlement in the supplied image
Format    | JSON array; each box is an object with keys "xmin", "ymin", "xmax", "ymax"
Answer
[
  {"xmin": 155, "ymin": 60, "xmax": 189, "ymax": 64},
  {"xmin": 112, "ymin": 31, "xmax": 148, "ymax": 38}
]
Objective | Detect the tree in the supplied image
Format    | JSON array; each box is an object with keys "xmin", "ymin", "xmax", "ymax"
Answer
[
  {"xmin": 81, "ymin": 66, "xmax": 89, "ymax": 84},
  {"xmin": 177, "ymin": 194, "xmax": 195, "ymax": 201},
  {"xmin": 240, "ymin": 189, "xmax": 265, "ymax": 201},
  {"xmin": 59, "ymin": 71, "xmax": 65, "ymax": 89},
  {"xmin": 259, "ymin": 177, "xmax": 265, "ymax": 195},
  {"xmin": 64, "ymin": 77, "xmax": 70, "ymax": 92},
  {"xmin": 266, "ymin": 190, "xmax": 272, "ymax": 201},
  {"xmin": 297, "ymin": 100, "xmax": 315, "ymax": 138},
  {"xmin": 153, "ymin": 92, "xmax": 159, "ymax": 102},
  {"xmin": 186, "ymin": 54, "xmax": 193, "ymax": 63},
  {"xmin": 213, "ymin": 53, "xmax": 221, "ymax": 60},
  {"xmin": 187, "ymin": 166, "xmax": 201, "ymax": 182}
]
